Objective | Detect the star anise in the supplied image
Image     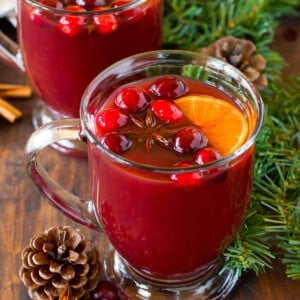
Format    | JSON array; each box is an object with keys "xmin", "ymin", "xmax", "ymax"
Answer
[{"xmin": 123, "ymin": 108, "xmax": 179, "ymax": 152}]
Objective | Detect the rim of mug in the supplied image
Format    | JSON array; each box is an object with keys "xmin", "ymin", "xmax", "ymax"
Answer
[
  {"xmin": 81, "ymin": 49, "xmax": 264, "ymax": 174},
  {"xmin": 24, "ymin": 0, "xmax": 149, "ymax": 15}
]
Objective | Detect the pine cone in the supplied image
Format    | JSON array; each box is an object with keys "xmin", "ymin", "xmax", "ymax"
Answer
[
  {"xmin": 200, "ymin": 36, "xmax": 268, "ymax": 90},
  {"xmin": 19, "ymin": 226, "xmax": 101, "ymax": 300}
]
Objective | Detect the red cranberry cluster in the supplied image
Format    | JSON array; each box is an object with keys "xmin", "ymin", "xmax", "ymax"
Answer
[
  {"xmin": 32, "ymin": 0, "xmax": 138, "ymax": 35},
  {"xmin": 95, "ymin": 76, "xmax": 196, "ymax": 152},
  {"xmin": 94, "ymin": 76, "xmax": 224, "ymax": 185},
  {"xmin": 170, "ymin": 147, "xmax": 224, "ymax": 187}
]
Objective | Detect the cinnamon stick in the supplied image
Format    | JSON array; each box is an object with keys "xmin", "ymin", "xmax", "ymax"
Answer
[
  {"xmin": 0, "ymin": 84, "xmax": 30, "ymax": 90},
  {"xmin": 0, "ymin": 86, "xmax": 32, "ymax": 98},
  {"xmin": 0, "ymin": 84, "xmax": 32, "ymax": 98},
  {"xmin": 0, "ymin": 97, "xmax": 22, "ymax": 122}
]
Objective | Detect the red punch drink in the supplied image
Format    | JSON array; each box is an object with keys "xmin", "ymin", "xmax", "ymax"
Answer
[
  {"xmin": 88, "ymin": 74, "xmax": 255, "ymax": 278},
  {"xmin": 17, "ymin": 0, "xmax": 162, "ymax": 118},
  {"xmin": 24, "ymin": 50, "xmax": 264, "ymax": 298}
]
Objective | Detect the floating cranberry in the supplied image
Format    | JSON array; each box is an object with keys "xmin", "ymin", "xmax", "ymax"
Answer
[
  {"xmin": 173, "ymin": 127, "xmax": 207, "ymax": 154},
  {"xmin": 150, "ymin": 76, "xmax": 188, "ymax": 99},
  {"xmin": 195, "ymin": 147, "xmax": 227, "ymax": 183},
  {"xmin": 194, "ymin": 147, "xmax": 222, "ymax": 165},
  {"xmin": 91, "ymin": 280, "xmax": 119, "ymax": 300},
  {"xmin": 58, "ymin": 5, "xmax": 88, "ymax": 35},
  {"xmin": 100, "ymin": 132, "xmax": 131, "ymax": 153},
  {"xmin": 95, "ymin": 108, "xmax": 128, "ymax": 133},
  {"xmin": 115, "ymin": 87, "xmax": 150, "ymax": 113},
  {"xmin": 150, "ymin": 100, "xmax": 183, "ymax": 123},
  {"xmin": 170, "ymin": 162, "xmax": 203, "ymax": 187},
  {"xmin": 93, "ymin": 8, "xmax": 118, "ymax": 34}
]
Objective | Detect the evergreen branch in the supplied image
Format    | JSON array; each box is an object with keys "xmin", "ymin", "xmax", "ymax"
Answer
[
  {"xmin": 281, "ymin": 238, "xmax": 300, "ymax": 280},
  {"xmin": 223, "ymin": 211, "xmax": 274, "ymax": 277},
  {"xmin": 163, "ymin": 0, "xmax": 300, "ymax": 280},
  {"xmin": 224, "ymin": 77, "xmax": 300, "ymax": 278},
  {"xmin": 163, "ymin": 0, "xmax": 299, "ymax": 84},
  {"xmin": 243, "ymin": 76, "xmax": 300, "ymax": 278},
  {"xmin": 163, "ymin": 0, "xmax": 299, "ymax": 49}
]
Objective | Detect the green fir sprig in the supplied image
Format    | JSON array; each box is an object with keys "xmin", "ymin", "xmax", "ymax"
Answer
[
  {"xmin": 163, "ymin": 0, "xmax": 300, "ymax": 279},
  {"xmin": 163, "ymin": 0, "xmax": 299, "ymax": 84},
  {"xmin": 224, "ymin": 77, "xmax": 300, "ymax": 279}
]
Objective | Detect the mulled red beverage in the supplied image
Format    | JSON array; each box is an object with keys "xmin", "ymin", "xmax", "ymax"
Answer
[
  {"xmin": 88, "ymin": 74, "xmax": 255, "ymax": 278},
  {"xmin": 18, "ymin": 0, "xmax": 162, "ymax": 118},
  {"xmin": 24, "ymin": 50, "xmax": 264, "ymax": 299}
]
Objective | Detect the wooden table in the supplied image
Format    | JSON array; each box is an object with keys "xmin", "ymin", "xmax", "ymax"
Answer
[{"xmin": 0, "ymin": 17, "xmax": 299, "ymax": 300}]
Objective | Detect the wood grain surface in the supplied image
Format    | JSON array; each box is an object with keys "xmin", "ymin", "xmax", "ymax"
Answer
[{"xmin": 0, "ymin": 16, "xmax": 299, "ymax": 300}]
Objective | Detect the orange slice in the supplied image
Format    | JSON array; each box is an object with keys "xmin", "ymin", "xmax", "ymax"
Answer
[{"xmin": 175, "ymin": 95, "xmax": 249, "ymax": 156}]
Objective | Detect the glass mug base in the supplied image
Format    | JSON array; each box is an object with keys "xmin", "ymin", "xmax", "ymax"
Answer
[
  {"xmin": 32, "ymin": 101, "xmax": 87, "ymax": 158},
  {"xmin": 103, "ymin": 244, "xmax": 239, "ymax": 300}
]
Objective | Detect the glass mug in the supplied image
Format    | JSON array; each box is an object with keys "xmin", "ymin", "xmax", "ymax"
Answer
[
  {"xmin": 24, "ymin": 50, "xmax": 264, "ymax": 299},
  {"xmin": 0, "ymin": 0, "xmax": 163, "ymax": 156}
]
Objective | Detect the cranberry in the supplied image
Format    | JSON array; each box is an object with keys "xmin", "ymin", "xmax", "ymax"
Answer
[
  {"xmin": 150, "ymin": 76, "xmax": 188, "ymax": 99},
  {"xmin": 95, "ymin": 108, "xmax": 128, "ymax": 133},
  {"xmin": 170, "ymin": 162, "xmax": 203, "ymax": 187},
  {"xmin": 195, "ymin": 147, "xmax": 227, "ymax": 183},
  {"xmin": 91, "ymin": 281, "xmax": 119, "ymax": 300},
  {"xmin": 58, "ymin": 5, "xmax": 88, "ymax": 35},
  {"xmin": 194, "ymin": 147, "xmax": 222, "ymax": 165},
  {"xmin": 100, "ymin": 132, "xmax": 131, "ymax": 153},
  {"xmin": 93, "ymin": 8, "xmax": 119, "ymax": 34},
  {"xmin": 150, "ymin": 100, "xmax": 183, "ymax": 123},
  {"xmin": 114, "ymin": 87, "xmax": 150, "ymax": 113},
  {"xmin": 173, "ymin": 127, "xmax": 208, "ymax": 154}
]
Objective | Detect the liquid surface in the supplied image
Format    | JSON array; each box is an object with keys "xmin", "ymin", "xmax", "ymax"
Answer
[{"xmin": 92, "ymin": 75, "xmax": 249, "ymax": 167}]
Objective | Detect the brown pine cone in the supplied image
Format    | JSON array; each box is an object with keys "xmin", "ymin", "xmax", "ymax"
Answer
[
  {"xmin": 19, "ymin": 226, "xmax": 101, "ymax": 300},
  {"xmin": 200, "ymin": 36, "xmax": 268, "ymax": 90}
]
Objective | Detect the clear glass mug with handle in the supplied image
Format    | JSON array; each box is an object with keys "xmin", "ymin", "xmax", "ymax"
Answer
[
  {"xmin": 0, "ymin": 0, "xmax": 163, "ymax": 156},
  {"xmin": 24, "ymin": 50, "xmax": 264, "ymax": 299}
]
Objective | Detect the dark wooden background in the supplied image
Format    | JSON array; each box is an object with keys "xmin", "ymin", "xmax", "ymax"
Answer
[{"xmin": 0, "ymin": 15, "xmax": 299, "ymax": 300}]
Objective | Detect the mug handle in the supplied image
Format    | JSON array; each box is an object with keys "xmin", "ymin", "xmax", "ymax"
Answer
[
  {"xmin": 24, "ymin": 118, "xmax": 101, "ymax": 231},
  {"xmin": 0, "ymin": 30, "xmax": 25, "ymax": 72}
]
